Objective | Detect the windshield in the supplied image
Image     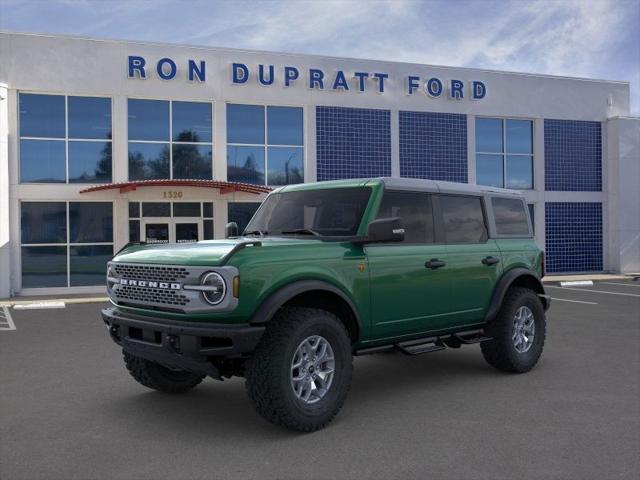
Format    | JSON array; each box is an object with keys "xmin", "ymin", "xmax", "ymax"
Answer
[{"xmin": 244, "ymin": 187, "xmax": 372, "ymax": 237}]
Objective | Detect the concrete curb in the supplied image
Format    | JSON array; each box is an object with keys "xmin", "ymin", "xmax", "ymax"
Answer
[{"xmin": 0, "ymin": 297, "xmax": 109, "ymax": 307}]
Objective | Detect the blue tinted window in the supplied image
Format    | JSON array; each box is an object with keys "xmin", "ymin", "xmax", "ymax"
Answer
[
  {"xmin": 20, "ymin": 139, "xmax": 66, "ymax": 183},
  {"xmin": 476, "ymin": 118, "xmax": 503, "ymax": 153},
  {"xmin": 69, "ymin": 202, "xmax": 113, "ymax": 243},
  {"xmin": 399, "ymin": 111, "xmax": 468, "ymax": 183},
  {"xmin": 19, "ymin": 93, "xmax": 65, "ymax": 138},
  {"xmin": 172, "ymin": 144, "xmax": 212, "ymax": 179},
  {"xmin": 142, "ymin": 203, "xmax": 171, "ymax": 217},
  {"xmin": 506, "ymin": 120, "xmax": 532, "ymax": 154},
  {"xmin": 21, "ymin": 246, "xmax": 68, "ymax": 288},
  {"xmin": 228, "ymin": 203, "xmax": 261, "ymax": 234},
  {"xmin": 68, "ymin": 96, "xmax": 112, "ymax": 139},
  {"xmin": 203, "ymin": 202, "xmax": 213, "ymax": 218},
  {"xmin": 316, "ymin": 106, "xmax": 391, "ymax": 181},
  {"xmin": 129, "ymin": 220, "xmax": 140, "ymax": 242},
  {"xmin": 128, "ymin": 99, "xmax": 169, "ymax": 141},
  {"xmin": 68, "ymin": 141, "xmax": 112, "ymax": 183},
  {"xmin": 227, "ymin": 104, "xmax": 264, "ymax": 144},
  {"xmin": 476, "ymin": 154, "xmax": 503, "ymax": 187},
  {"xmin": 21, "ymin": 202, "xmax": 67, "ymax": 244},
  {"xmin": 129, "ymin": 202, "xmax": 140, "ymax": 218},
  {"xmin": 267, "ymin": 106, "xmax": 303, "ymax": 145},
  {"xmin": 173, "ymin": 203, "xmax": 201, "ymax": 217},
  {"xmin": 203, "ymin": 220, "xmax": 214, "ymax": 240},
  {"xmin": 267, "ymin": 147, "xmax": 303, "ymax": 185},
  {"xmin": 227, "ymin": 145, "xmax": 265, "ymax": 184},
  {"xmin": 506, "ymin": 155, "xmax": 533, "ymax": 189},
  {"xmin": 70, "ymin": 245, "xmax": 113, "ymax": 286},
  {"xmin": 128, "ymin": 142, "xmax": 170, "ymax": 180},
  {"xmin": 172, "ymin": 102, "xmax": 212, "ymax": 143}
]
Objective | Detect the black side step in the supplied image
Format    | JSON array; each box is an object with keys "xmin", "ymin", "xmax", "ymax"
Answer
[
  {"xmin": 451, "ymin": 329, "xmax": 492, "ymax": 345},
  {"xmin": 354, "ymin": 329, "xmax": 492, "ymax": 356},
  {"xmin": 396, "ymin": 340, "xmax": 445, "ymax": 356}
]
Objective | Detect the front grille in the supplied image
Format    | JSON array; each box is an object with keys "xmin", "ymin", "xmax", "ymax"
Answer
[
  {"xmin": 115, "ymin": 285, "xmax": 190, "ymax": 307},
  {"xmin": 113, "ymin": 264, "xmax": 189, "ymax": 282}
]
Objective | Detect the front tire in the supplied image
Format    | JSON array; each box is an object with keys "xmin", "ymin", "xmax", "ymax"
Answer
[
  {"xmin": 245, "ymin": 307, "xmax": 353, "ymax": 432},
  {"xmin": 481, "ymin": 287, "xmax": 546, "ymax": 373},
  {"xmin": 123, "ymin": 351, "xmax": 205, "ymax": 393}
]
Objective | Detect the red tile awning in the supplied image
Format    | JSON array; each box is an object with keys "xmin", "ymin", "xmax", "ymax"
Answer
[{"xmin": 79, "ymin": 179, "xmax": 272, "ymax": 195}]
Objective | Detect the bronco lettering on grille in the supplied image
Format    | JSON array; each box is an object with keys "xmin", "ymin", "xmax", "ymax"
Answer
[{"xmin": 119, "ymin": 279, "xmax": 181, "ymax": 290}]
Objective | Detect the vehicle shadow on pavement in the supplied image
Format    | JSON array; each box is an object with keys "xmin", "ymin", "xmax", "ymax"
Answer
[{"xmin": 99, "ymin": 348, "xmax": 501, "ymax": 438}]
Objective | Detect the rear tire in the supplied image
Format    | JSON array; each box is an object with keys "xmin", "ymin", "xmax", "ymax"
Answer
[
  {"xmin": 245, "ymin": 307, "xmax": 353, "ymax": 432},
  {"xmin": 123, "ymin": 351, "xmax": 205, "ymax": 393},
  {"xmin": 481, "ymin": 287, "xmax": 546, "ymax": 373}
]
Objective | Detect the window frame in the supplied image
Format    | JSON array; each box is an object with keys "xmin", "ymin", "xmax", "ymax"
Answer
[
  {"xmin": 127, "ymin": 98, "xmax": 214, "ymax": 181},
  {"xmin": 475, "ymin": 116, "xmax": 534, "ymax": 190},
  {"xmin": 128, "ymin": 201, "xmax": 215, "ymax": 242},
  {"xmin": 486, "ymin": 195, "xmax": 534, "ymax": 238},
  {"xmin": 437, "ymin": 193, "xmax": 490, "ymax": 245},
  {"xmin": 373, "ymin": 189, "xmax": 438, "ymax": 245},
  {"xmin": 226, "ymin": 102, "xmax": 306, "ymax": 186},
  {"xmin": 18, "ymin": 92, "xmax": 114, "ymax": 185},
  {"xmin": 19, "ymin": 200, "xmax": 115, "ymax": 289}
]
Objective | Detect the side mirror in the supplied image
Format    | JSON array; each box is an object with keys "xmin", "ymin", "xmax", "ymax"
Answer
[
  {"xmin": 225, "ymin": 222, "xmax": 239, "ymax": 238},
  {"xmin": 364, "ymin": 217, "xmax": 405, "ymax": 243}
]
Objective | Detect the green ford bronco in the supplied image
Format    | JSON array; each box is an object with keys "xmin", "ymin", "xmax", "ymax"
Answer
[{"xmin": 102, "ymin": 177, "xmax": 550, "ymax": 431}]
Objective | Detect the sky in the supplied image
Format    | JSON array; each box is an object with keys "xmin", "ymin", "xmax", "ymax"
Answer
[{"xmin": 1, "ymin": 0, "xmax": 639, "ymax": 114}]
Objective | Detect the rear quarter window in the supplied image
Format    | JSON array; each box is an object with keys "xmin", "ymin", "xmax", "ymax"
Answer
[{"xmin": 492, "ymin": 197, "xmax": 530, "ymax": 236}]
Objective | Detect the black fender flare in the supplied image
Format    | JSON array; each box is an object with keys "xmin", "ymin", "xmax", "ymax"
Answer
[
  {"xmin": 484, "ymin": 268, "xmax": 549, "ymax": 323},
  {"xmin": 248, "ymin": 279, "xmax": 362, "ymax": 334}
]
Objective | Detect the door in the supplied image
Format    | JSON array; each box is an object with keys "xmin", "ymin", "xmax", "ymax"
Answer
[
  {"xmin": 439, "ymin": 194, "xmax": 503, "ymax": 326},
  {"xmin": 141, "ymin": 219, "xmax": 202, "ymax": 244},
  {"xmin": 366, "ymin": 191, "xmax": 453, "ymax": 340},
  {"xmin": 142, "ymin": 219, "xmax": 170, "ymax": 244},
  {"xmin": 174, "ymin": 219, "xmax": 202, "ymax": 243}
]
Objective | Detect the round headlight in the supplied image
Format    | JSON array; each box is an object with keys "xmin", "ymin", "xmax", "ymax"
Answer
[{"xmin": 201, "ymin": 272, "xmax": 226, "ymax": 305}]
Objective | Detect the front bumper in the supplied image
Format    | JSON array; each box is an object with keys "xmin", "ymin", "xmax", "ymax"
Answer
[{"xmin": 102, "ymin": 307, "xmax": 265, "ymax": 378}]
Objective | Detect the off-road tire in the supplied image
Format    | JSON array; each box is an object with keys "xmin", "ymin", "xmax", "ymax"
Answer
[
  {"xmin": 481, "ymin": 287, "xmax": 546, "ymax": 373},
  {"xmin": 245, "ymin": 307, "xmax": 353, "ymax": 432},
  {"xmin": 123, "ymin": 351, "xmax": 205, "ymax": 393}
]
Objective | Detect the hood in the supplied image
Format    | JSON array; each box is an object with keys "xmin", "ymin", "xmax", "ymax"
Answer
[{"xmin": 112, "ymin": 237, "xmax": 322, "ymax": 266}]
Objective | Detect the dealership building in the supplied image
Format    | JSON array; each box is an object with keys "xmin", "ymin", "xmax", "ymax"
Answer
[{"xmin": 0, "ymin": 31, "xmax": 638, "ymax": 297}]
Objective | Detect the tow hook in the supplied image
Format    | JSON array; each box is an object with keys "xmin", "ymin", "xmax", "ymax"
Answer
[{"xmin": 167, "ymin": 334, "xmax": 180, "ymax": 353}]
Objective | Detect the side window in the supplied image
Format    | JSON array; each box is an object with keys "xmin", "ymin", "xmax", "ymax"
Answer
[
  {"xmin": 376, "ymin": 191, "xmax": 434, "ymax": 243},
  {"xmin": 492, "ymin": 197, "xmax": 531, "ymax": 236},
  {"xmin": 440, "ymin": 195, "xmax": 487, "ymax": 243}
]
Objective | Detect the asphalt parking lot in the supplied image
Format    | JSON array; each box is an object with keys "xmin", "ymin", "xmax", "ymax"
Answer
[{"xmin": 1, "ymin": 280, "xmax": 639, "ymax": 480}]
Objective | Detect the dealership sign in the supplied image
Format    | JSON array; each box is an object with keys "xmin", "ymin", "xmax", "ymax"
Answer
[{"xmin": 127, "ymin": 56, "xmax": 486, "ymax": 100}]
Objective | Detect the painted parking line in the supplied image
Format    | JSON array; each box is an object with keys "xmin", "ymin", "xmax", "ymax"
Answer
[
  {"xmin": 600, "ymin": 282, "xmax": 640, "ymax": 288},
  {"xmin": 551, "ymin": 297, "xmax": 598, "ymax": 305},
  {"xmin": 546, "ymin": 286, "xmax": 640, "ymax": 297},
  {"xmin": 0, "ymin": 306, "xmax": 16, "ymax": 331}
]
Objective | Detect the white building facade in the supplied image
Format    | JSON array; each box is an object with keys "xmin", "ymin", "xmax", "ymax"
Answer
[{"xmin": 0, "ymin": 32, "xmax": 638, "ymax": 297}]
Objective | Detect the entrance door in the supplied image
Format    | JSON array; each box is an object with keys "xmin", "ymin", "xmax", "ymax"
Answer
[
  {"xmin": 143, "ymin": 220, "xmax": 170, "ymax": 244},
  {"xmin": 174, "ymin": 219, "xmax": 202, "ymax": 243},
  {"xmin": 141, "ymin": 219, "xmax": 202, "ymax": 244}
]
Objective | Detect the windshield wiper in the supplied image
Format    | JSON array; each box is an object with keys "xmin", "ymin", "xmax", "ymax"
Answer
[
  {"xmin": 243, "ymin": 229, "xmax": 268, "ymax": 237},
  {"xmin": 281, "ymin": 228, "xmax": 322, "ymax": 237}
]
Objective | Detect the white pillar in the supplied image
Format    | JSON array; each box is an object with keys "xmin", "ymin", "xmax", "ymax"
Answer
[
  {"xmin": 0, "ymin": 83, "xmax": 10, "ymax": 297},
  {"xmin": 607, "ymin": 117, "xmax": 640, "ymax": 273},
  {"xmin": 390, "ymin": 109, "xmax": 400, "ymax": 177}
]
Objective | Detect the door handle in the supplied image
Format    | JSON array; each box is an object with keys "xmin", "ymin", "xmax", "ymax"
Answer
[
  {"xmin": 482, "ymin": 256, "xmax": 500, "ymax": 266},
  {"xmin": 425, "ymin": 259, "xmax": 446, "ymax": 269}
]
